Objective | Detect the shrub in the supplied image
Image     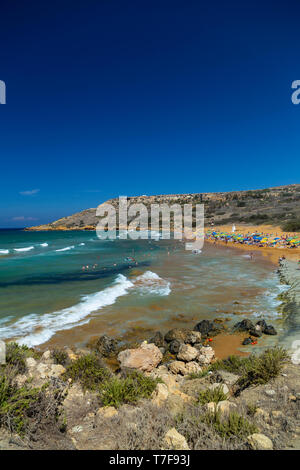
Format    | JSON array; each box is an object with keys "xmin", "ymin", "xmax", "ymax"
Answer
[
  {"xmin": 99, "ymin": 371, "xmax": 160, "ymax": 408},
  {"xmin": 5, "ymin": 342, "xmax": 40, "ymax": 374},
  {"xmin": 187, "ymin": 370, "xmax": 209, "ymax": 380},
  {"xmin": 210, "ymin": 347, "xmax": 288, "ymax": 393},
  {"xmin": 209, "ymin": 354, "xmax": 251, "ymax": 374},
  {"xmin": 202, "ymin": 410, "xmax": 257, "ymax": 439},
  {"xmin": 0, "ymin": 372, "xmax": 41, "ymax": 434},
  {"xmin": 246, "ymin": 403, "xmax": 258, "ymax": 417},
  {"xmin": 236, "ymin": 347, "xmax": 288, "ymax": 392},
  {"xmin": 51, "ymin": 349, "xmax": 69, "ymax": 366},
  {"xmin": 197, "ymin": 385, "xmax": 228, "ymax": 405},
  {"xmin": 281, "ymin": 219, "xmax": 300, "ymax": 232},
  {"xmin": 63, "ymin": 353, "xmax": 111, "ymax": 391}
]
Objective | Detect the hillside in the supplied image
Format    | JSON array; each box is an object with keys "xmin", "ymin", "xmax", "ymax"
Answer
[{"xmin": 26, "ymin": 184, "xmax": 300, "ymax": 231}]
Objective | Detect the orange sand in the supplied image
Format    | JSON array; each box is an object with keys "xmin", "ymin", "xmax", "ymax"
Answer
[{"xmin": 209, "ymin": 332, "xmax": 250, "ymax": 359}]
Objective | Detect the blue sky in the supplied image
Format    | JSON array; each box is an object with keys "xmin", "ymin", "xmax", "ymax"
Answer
[{"xmin": 1, "ymin": 1, "xmax": 300, "ymax": 227}]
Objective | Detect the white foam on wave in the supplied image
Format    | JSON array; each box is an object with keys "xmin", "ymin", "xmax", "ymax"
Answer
[
  {"xmin": 79, "ymin": 243, "xmax": 85, "ymax": 246},
  {"xmin": 0, "ymin": 249, "xmax": 9, "ymax": 255},
  {"xmin": 134, "ymin": 271, "xmax": 171, "ymax": 296},
  {"xmin": 55, "ymin": 245, "xmax": 75, "ymax": 252},
  {"xmin": 0, "ymin": 274, "xmax": 134, "ymax": 347},
  {"xmin": 14, "ymin": 246, "xmax": 34, "ymax": 252},
  {"xmin": 40, "ymin": 243, "xmax": 48, "ymax": 247}
]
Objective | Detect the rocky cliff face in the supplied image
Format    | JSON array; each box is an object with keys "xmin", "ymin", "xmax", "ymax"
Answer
[{"xmin": 26, "ymin": 184, "xmax": 300, "ymax": 230}]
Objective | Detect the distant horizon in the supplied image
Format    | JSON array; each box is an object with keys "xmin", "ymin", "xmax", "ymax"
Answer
[{"xmin": 2, "ymin": 181, "xmax": 299, "ymax": 229}]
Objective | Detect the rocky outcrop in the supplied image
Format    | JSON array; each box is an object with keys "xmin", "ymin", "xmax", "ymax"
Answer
[
  {"xmin": 163, "ymin": 428, "xmax": 190, "ymax": 450},
  {"xmin": 117, "ymin": 342, "xmax": 163, "ymax": 372},
  {"xmin": 247, "ymin": 433, "xmax": 273, "ymax": 450}
]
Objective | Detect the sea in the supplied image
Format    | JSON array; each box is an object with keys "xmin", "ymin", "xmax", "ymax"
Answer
[{"xmin": 0, "ymin": 229, "xmax": 293, "ymax": 351}]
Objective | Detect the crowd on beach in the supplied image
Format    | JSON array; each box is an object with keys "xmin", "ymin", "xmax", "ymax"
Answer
[{"xmin": 205, "ymin": 228, "xmax": 300, "ymax": 249}]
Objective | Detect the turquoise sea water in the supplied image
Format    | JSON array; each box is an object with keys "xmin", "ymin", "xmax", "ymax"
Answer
[{"xmin": 0, "ymin": 229, "xmax": 290, "ymax": 349}]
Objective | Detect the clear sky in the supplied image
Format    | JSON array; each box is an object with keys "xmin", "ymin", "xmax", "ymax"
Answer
[{"xmin": 1, "ymin": 0, "xmax": 300, "ymax": 227}]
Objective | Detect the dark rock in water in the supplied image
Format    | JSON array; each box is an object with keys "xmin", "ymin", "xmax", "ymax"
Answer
[
  {"xmin": 256, "ymin": 319, "xmax": 268, "ymax": 332},
  {"xmin": 149, "ymin": 331, "xmax": 166, "ymax": 348},
  {"xmin": 251, "ymin": 324, "xmax": 263, "ymax": 336},
  {"xmin": 95, "ymin": 335, "xmax": 118, "ymax": 357},
  {"xmin": 169, "ymin": 339, "xmax": 182, "ymax": 354},
  {"xmin": 164, "ymin": 328, "xmax": 191, "ymax": 343},
  {"xmin": 193, "ymin": 320, "xmax": 223, "ymax": 337},
  {"xmin": 242, "ymin": 337, "xmax": 252, "ymax": 345},
  {"xmin": 264, "ymin": 325, "xmax": 277, "ymax": 335},
  {"xmin": 249, "ymin": 327, "xmax": 263, "ymax": 338},
  {"xmin": 233, "ymin": 319, "xmax": 255, "ymax": 332}
]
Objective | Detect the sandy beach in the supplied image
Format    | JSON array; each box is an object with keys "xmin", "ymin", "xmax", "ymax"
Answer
[{"xmin": 205, "ymin": 224, "xmax": 300, "ymax": 265}]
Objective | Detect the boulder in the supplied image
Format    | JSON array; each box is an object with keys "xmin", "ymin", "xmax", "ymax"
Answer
[
  {"xmin": 233, "ymin": 319, "xmax": 254, "ymax": 332},
  {"xmin": 185, "ymin": 330, "xmax": 202, "ymax": 344},
  {"xmin": 25, "ymin": 357, "xmax": 37, "ymax": 369},
  {"xmin": 151, "ymin": 383, "xmax": 169, "ymax": 406},
  {"xmin": 242, "ymin": 337, "xmax": 252, "ymax": 345},
  {"xmin": 41, "ymin": 350, "xmax": 53, "ymax": 363},
  {"xmin": 247, "ymin": 433, "xmax": 273, "ymax": 450},
  {"xmin": 169, "ymin": 339, "xmax": 182, "ymax": 354},
  {"xmin": 264, "ymin": 325, "xmax": 277, "ymax": 335},
  {"xmin": 95, "ymin": 335, "xmax": 118, "ymax": 357},
  {"xmin": 163, "ymin": 428, "xmax": 189, "ymax": 450},
  {"xmin": 216, "ymin": 400, "xmax": 237, "ymax": 416},
  {"xmin": 149, "ymin": 331, "xmax": 166, "ymax": 348},
  {"xmin": 117, "ymin": 342, "xmax": 162, "ymax": 372},
  {"xmin": 197, "ymin": 346, "xmax": 215, "ymax": 365},
  {"xmin": 35, "ymin": 363, "xmax": 66, "ymax": 379},
  {"xmin": 249, "ymin": 326, "xmax": 263, "ymax": 338},
  {"xmin": 256, "ymin": 319, "xmax": 268, "ymax": 331},
  {"xmin": 168, "ymin": 361, "xmax": 188, "ymax": 375},
  {"xmin": 184, "ymin": 361, "xmax": 202, "ymax": 375},
  {"xmin": 164, "ymin": 328, "xmax": 192, "ymax": 343},
  {"xmin": 194, "ymin": 320, "xmax": 222, "ymax": 337},
  {"xmin": 177, "ymin": 344, "xmax": 198, "ymax": 362}
]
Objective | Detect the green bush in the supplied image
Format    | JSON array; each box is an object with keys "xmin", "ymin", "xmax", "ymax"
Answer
[
  {"xmin": 236, "ymin": 347, "xmax": 288, "ymax": 391},
  {"xmin": 209, "ymin": 354, "xmax": 252, "ymax": 374},
  {"xmin": 99, "ymin": 371, "xmax": 160, "ymax": 408},
  {"xmin": 281, "ymin": 219, "xmax": 300, "ymax": 232},
  {"xmin": 202, "ymin": 410, "xmax": 257, "ymax": 439},
  {"xmin": 187, "ymin": 370, "xmax": 209, "ymax": 380},
  {"xmin": 210, "ymin": 347, "xmax": 288, "ymax": 392},
  {"xmin": 5, "ymin": 342, "xmax": 40, "ymax": 374},
  {"xmin": 0, "ymin": 372, "xmax": 41, "ymax": 434},
  {"xmin": 51, "ymin": 349, "xmax": 69, "ymax": 366},
  {"xmin": 197, "ymin": 385, "xmax": 228, "ymax": 405},
  {"xmin": 63, "ymin": 353, "xmax": 111, "ymax": 391}
]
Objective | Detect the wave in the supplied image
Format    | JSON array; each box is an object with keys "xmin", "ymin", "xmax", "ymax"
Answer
[
  {"xmin": 0, "ymin": 274, "xmax": 133, "ymax": 347},
  {"xmin": 0, "ymin": 249, "xmax": 9, "ymax": 255},
  {"xmin": 134, "ymin": 271, "xmax": 171, "ymax": 296},
  {"xmin": 79, "ymin": 243, "xmax": 85, "ymax": 246},
  {"xmin": 55, "ymin": 245, "xmax": 75, "ymax": 252},
  {"xmin": 40, "ymin": 243, "xmax": 48, "ymax": 247},
  {"xmin": 14, "ymin": 246, "xmax": 34, "ymax": 252}
]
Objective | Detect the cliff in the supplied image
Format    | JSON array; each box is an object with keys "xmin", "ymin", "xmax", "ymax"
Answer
[{"xmin": 26, "ymin": 184, "xmax": 300, "ymax": 230}]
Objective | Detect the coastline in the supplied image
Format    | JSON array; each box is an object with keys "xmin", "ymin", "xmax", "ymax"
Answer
[{"xmin": 205, "ymin": 224, "xmax": 300, "ymax": 265}]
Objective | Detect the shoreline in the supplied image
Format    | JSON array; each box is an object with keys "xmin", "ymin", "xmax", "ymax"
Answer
[
  {"xmin": 1, "ymin": 226, "xmax": 298, "ymax": 355},
  {"xmin": 204, "ymin": 224, "xmax": 300, "ymax": 266}
]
